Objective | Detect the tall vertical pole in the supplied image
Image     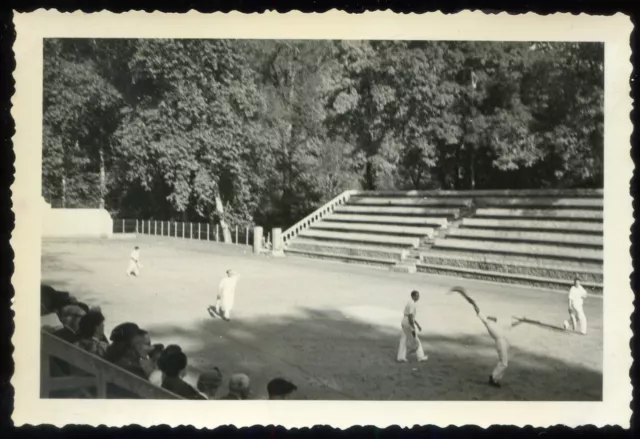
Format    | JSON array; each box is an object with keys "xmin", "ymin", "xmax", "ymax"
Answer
[
  {"xmin": 235, "ymin": 226, "xmax": 238, "ymax": 245},
  {"xmin": 182, "ymin": 222, "xmax": 185, "ymax": 239},
  {"xmin": 207, "ymin": 223, "xmax": 210, "ymax": 241},
  {"xmin": 216, "ymin": 225, "xmax": 219, "ymax": 242},
  {"xmin": 161, "ymin": 221, "xmax": 164, "ymax": 236},
  {"xmin": 122, "ymin": 219, "xmax": 125, "ymax": 234},
  {"xmin": 190, "ymin": 223, "xmax": 193, "ymax": 239}
]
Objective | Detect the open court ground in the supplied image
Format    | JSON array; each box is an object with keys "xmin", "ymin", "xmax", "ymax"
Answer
[{"xmin": 41, "ymin": 235, "xmax": 603, "ymax": 401}]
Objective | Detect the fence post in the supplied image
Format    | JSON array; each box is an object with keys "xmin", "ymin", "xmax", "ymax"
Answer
[
  {"xmin": 272, "ymin": 228, "xmax": 284, "ymax": 256},
  {"xmin": 246, "ymin": 228, "xmax": 249, "ymax": 245},
  {"xmin": 136, "ymin": 219, "xmax": 139, "ymax": 234},
  {"xmin": 149, "ymin": 220, "xmax": 151, "ymax": 235},
  {"xmin": 122, "ymin": 219, "xmax": 125, "ymax": 234},
  {"xmin": 198, "ymin": 223, "xmax": 201, "ymax": 240},
  {"xmin": 253, "ymin": 226, "xmax": 263, "ymax": 254},
  {"xmin": 207, "ymin": 223, "xmax": 210, "ymax": 241},
  {"xmin": 142, "ymin": 220, "xmax": 145, "ymax": 235},
  {"xmin": 182, "ymin": 222, "xmax": 185, "ymax": 239},
  {"xmin": 161, "ymin": 221, "xmax": 164, "ymax": 236},
  {"xmin": 235, "ymin": 226, "xmax": 238, "ymax": 244},
  {"xmin": 190, "ymin": 223, "xmax": 193, "ymax": 239},
  {"xmin": 216, "ymin": 225, "xmax": 219, "ymax": 242},
  {"xmin": 154, "ymin": 221, "xmax": 157, "ymax": 235}
]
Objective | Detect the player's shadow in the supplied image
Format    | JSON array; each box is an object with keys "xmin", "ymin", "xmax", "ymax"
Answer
[
  {"xmin": 510, "ymin": 316, "xmax": 568, "ymax": 333},
  {"xmin": 144, "ymin": 306, "xmax": 602, "ymax": 402}
]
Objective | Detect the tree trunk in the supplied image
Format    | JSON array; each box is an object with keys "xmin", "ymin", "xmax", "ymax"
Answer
[
  {"xmin": 99, "ymin": 146, "xmax": 106, "ymax": 209},
  {"xmin": 61, "ymin": 175, "xmax": 66, "ymax": 208},
  {"xmin": 214, "ymin": 191, "xmax": 232, "ymax": 243}
]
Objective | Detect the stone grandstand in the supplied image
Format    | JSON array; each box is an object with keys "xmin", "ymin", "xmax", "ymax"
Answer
[{"xmin": 283, "ymin": 189, "xmax": 603, "ymax": 293}]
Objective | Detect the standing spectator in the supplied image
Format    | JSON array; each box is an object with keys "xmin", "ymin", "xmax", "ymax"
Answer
[
  {"xmin": 159, "ymin": 350, "xmax": 205, "ymax": 400},
  {"xmin": 219, "ymin": 373, "xmax": 251, "ymax": 400},
  {"xmin": 75, "ymin": 310, "xmax": 109, "ymax": 357},
  {"xmin": 267, "ymin": 378, "xmax": 298, "ymax": 400}
]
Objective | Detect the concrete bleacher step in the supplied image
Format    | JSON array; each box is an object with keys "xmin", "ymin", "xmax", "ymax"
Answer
[
  {"xmin": 326, "ymin": 214, "xmax": 449, "ymax": 228},
  {"xmin": 432, "ymin": 238, "xmax": 602, "ymax": 262},
  {"xmin": 461, "ymin": 218, "xmax": 603, "ymax": 233},
  {"xmin": 415, "ymin": 262, "xmax": 603, "ymax": 293},
  {"xmin": 475, "ymin": 208, "xmax": 603, "ymax": 221},
  {"xmin": 349, "ymin": 197, "xmax": 472, "ymax": 207},
  {"xmin": 299, "ymin": 229, "xmax": 420, "ymax": 248},
  {"xmin": 446, "ymin": 228, "xmax": 603, "ymax": 248},
  {"xmin": 336, "ymin": 205, "xmax": 461, "ymax": 217},
  {"xmin": 419, "ymin": 247, "xmax": 602, "ymax": 270},
  {"xmin": 287, "ymin": 239, "xmax": 408, "ymax": 261},
  {"xmin": 284, "ymin": 247, "xmax": 397, "ymax": 268},
  {"xmin": 476, "ymin": 197, "xmax": 603, "ymax": 209},
  {"xmin": 419, "ymin": 251, "xmax": 602, "ymax": 283},
  {"xmin": 312, "ymin": 221, "xmax": 435, "ymax": 238}
]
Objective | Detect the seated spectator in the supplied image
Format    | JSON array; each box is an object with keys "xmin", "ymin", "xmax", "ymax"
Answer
[
  {"xmin": 267, "ymin": 378, "xmax": 298, "ymax": 400},
  {"xmin": 159, "ymin": 350, "xmax": 205, "ymax": 400},
  {"xmin": 149, "ymin": 344, "xmax": 181, "ymax": 386},
  {"xmin": 104, "ymin": 322, "xmax": 148, "ymax": 379},
  {"xmin": 75, "ymin": 310, "xmax": 109, "ymax": 357},
  {"xmin": 219, "ymin": 373, "xmax": 251, "ymax": 400},
  {"xmin": 52, "ymin": 304, "xmax": 86, "ymax": 344},
  {"xmin": 197, "ymin": 368, "xmax": 223, "ymax": 399}
]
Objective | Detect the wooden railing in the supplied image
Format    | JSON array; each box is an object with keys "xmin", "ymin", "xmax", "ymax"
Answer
[
  {"xmin": 41, "ymin": 330, "xmax": 183, "ymax": 399},
  {"xmin": 282, "ymin": 189, "xmax": 359, "ymax": 246}
]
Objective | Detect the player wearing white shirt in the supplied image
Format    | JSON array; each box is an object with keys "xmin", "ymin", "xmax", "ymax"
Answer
[
  {"xmin": 397, "ymin": 290, "xmax": 428, "ymax": 363},
  {"xmin": 213, "ymin": 269, "xmax": 240, "ymax": 321},
  {"xmin": 563, "ymin": 277, "xmax": 588, "ymax": 335},
  {"xmin": 126, "ymin": 246, "xmax": 141, "ymax": 277}
]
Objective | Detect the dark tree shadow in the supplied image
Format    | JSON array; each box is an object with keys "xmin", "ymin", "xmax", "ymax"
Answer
[{"xmin": 145, "ymin": 306, "xmax": 602, "ymax": 402}]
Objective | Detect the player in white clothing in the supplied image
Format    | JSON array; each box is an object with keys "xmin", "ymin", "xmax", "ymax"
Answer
[
  {"xmin": 563, "ymin": 277, "xmax": 588, "ymax": 335},
  {"xmin": 126, "ymin": 246, "xmax": 141, "ymax": 276},
  {"xmin": 450, "ymin": 287, "xmax": 509, "ymax": 388},
  {"xmin": 210, "ymin": 269, "xmax": 240, "ymax": 321},
  {"xmin": 397, "ymin": 290, "xmax": 428, "ymax": 363}
]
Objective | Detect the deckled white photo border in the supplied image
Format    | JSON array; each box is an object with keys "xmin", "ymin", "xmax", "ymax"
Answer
[{"xmin": 10, "ymin": 10, "xmax": 633, "ymax": 428}]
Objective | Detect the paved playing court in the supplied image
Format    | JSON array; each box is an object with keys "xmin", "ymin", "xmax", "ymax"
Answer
[{"xmin": 41, "ymin": 236, "xmax": 603, "ymax": 401}]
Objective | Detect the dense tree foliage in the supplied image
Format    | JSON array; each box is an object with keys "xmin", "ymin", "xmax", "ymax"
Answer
[{"xmin": 42, "ymin": 39, "xmax": 603, "ymax": 230}]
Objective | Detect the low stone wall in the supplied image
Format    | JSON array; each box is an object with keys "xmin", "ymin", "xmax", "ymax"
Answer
[{"xmin": 42, "ymin": 198, "xmax": 113, "ymax": 239}]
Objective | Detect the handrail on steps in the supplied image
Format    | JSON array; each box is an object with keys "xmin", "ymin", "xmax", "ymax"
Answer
[{"xmin": 282, "ymin": 190, "xmax": 359, "ymax": 246}]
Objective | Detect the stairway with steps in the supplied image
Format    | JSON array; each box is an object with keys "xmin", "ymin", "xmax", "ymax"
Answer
[{"xmin": 282, "ymin": 189, "xmax": 604, "ymax": 293}]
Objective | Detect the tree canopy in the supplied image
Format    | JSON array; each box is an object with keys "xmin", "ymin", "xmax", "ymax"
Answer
[{"xmin": 42, "ymin": 39, "xmax": 604, "ymax": 229}]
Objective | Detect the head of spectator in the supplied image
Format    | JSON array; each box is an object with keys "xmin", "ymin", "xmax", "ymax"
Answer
[
  {"xmin": 267, "ymin": 378, "xmax": 297, "ymax": 400},
  {"xmin": 105, "ymin": 322, "xmax": 144, "ymax": 362},
  {"xmin": 77, "ymin": 310, "xmax": 105, "ymax": 340},
  {"xmin": 197, "ymin": 368, "xmax": 223, "ymax": 398},
  {"xmin": 58, "ymin": 304, "xmax": 86, "ymax": 333},
  {"xmin": 226, "ymin": 373, "xmax": 251, "ymax": 400},
  {"xmin": 135, "ymin": 330, "xmax": 153, "ymax": 360},
  {"xmin": 149, "ymin": 343, "xmax": 165, "ymax": 363},
  {"xmin": 159, "ymin": 350, "xmax": 188, "ymax": 379}
]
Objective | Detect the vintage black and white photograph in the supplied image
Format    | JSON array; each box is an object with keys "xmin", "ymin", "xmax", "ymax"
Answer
[{"xmin": 11, "ymin": 10, "xmax": 632, "ymax": 428}]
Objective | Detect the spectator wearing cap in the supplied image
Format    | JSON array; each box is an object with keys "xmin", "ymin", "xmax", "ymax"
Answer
[
  {"xmin": 197, "ymin": 368, "xmax": 223, "ymax": 399},
  {"xmin": 267, "ymin": 378, "xmax": 298, "ymax": 400},
  {"xmin": 219, "ymin": 373, "xmax": 251, "ymax": 400},
  {"xmin": 159, "ymin": 349, "xmax": 205, "ymax": 400},
  {"xmin": 75, "ymin": 310, "xmax": 109, "ymax": 357},
  {"xmin": 104, "ymin": 322, "xmax": 148, "ymax": 379}
]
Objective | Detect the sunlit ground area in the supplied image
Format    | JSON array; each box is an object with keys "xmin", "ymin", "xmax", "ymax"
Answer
[{"xmin": 41, "ymin": 236, "xmax": 602, "ymax": 401}]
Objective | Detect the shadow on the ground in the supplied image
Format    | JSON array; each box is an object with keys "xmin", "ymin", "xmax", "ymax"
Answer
[{"xmin": 145, "ymin": 306, "xmax": 602, "ymax": 402}]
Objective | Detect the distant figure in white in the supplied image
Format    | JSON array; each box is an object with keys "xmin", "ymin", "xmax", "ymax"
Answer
[
  {"xmin": 450, "ymin": 287, "xmax": 508, "ymax": 388},
  {"xmin": 126, "ymin": 246, "xmax": 141, "ymax": 277},
  {"xmin": 214, "ymin": 270, "xmax": 240, "ymax": 321},
  {"xmin": 397, "ymin": 290, "xmax": 428, "ymax": 363},
  {"xmin": 563, "ymin": 277, "xmax": 588, "ymax": 335}
]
